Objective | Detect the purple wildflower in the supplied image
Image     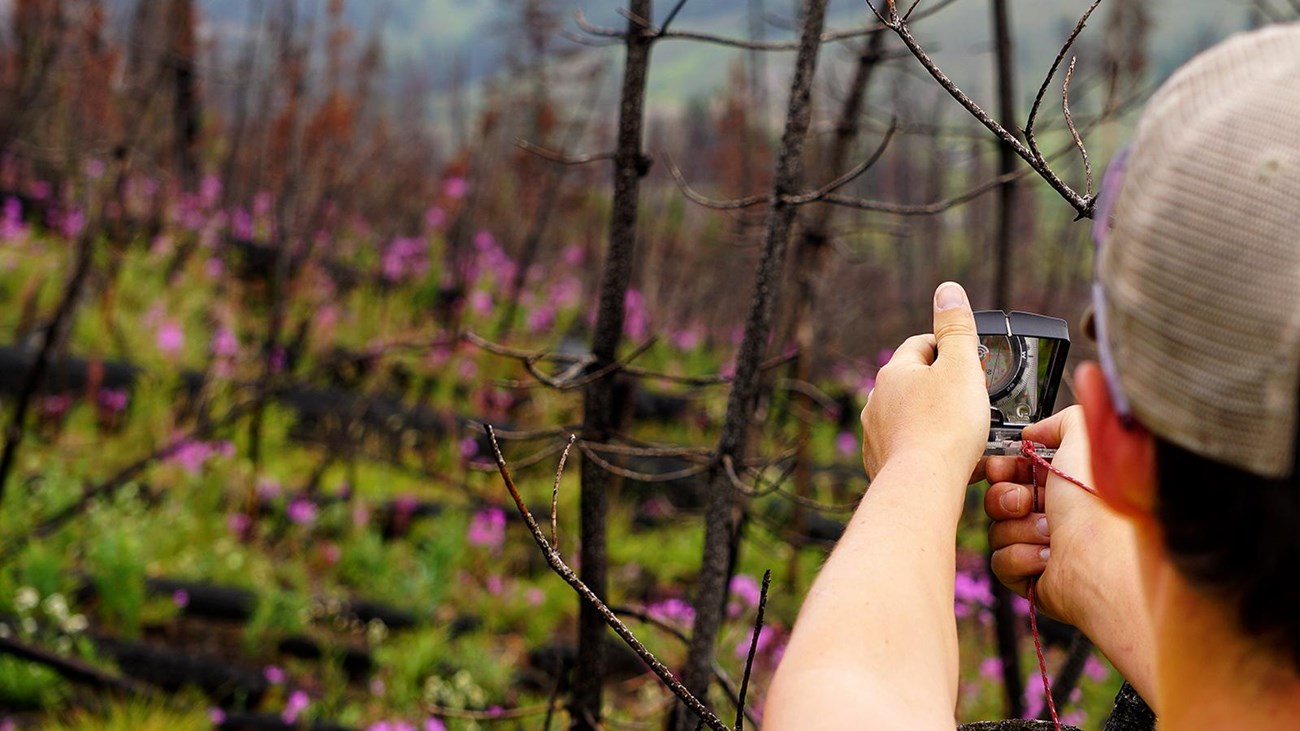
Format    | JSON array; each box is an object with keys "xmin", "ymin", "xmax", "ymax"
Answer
[
  {"xmin": 287, "ymin": 499, "xmax": 318, "ymax": 526},
  {"xmin": 467, "ymin": 507, "xmax": 506, "ymax": 551},
  {"xmin": 156, "ymin": 321, "xmax": 184, "ymax": 356},
  {"xmin": 730, "ymin": 575, "xmax": 762, "ymax": 609},
  {"xmin": 98, "ymin": 388, "xmax": 129, "ymax": 414},
  {"xmin": 208, "ymin": 708, "xmax": 226, "ymax": 725},
  {"xmin": 172, "ymin": 590, "xmax": 190, "ymax": 608},
  {"xmin": 263, "ymin": 665, "xmax": 286, "ymax": 685},
  {"xmin": 468, "ymin": 290, "xmax": 492, "ymax": 317},
  {"xmin": 282, "ymin": 690, "xmax": 309, "ymax": 724},
  {"xmin": 443, "ymin": 177, "xmax": 468, "ymax": 199},
  {"xmin": 424, "ymin": 720, "xmax": 447, "ymax": 731},
  {"xmin": 836, "ymin": 431, "xmax": 857, "ymax": 458},
  {"xmin": 647, "ymin": 598, "xmax": 695, "ymax": 628},
  {"xmin": 459, "ymin": 437, "xmax": 479, "ymax": 459},
  {"xmin": 1084, "ymin": 655, "xmax": 1109, "ymax": 681},
  {"xmin": 624, "ymin": 289, "xmax": 648, "ymax": 340},
  {"xmin": 212, "ymin": 328, "xmax": 239, "ymax": 359},
  {"xmin": 979, "ymin": 656, "xmax": 1003, "ymax": 680},
  {"xmin": 426, "ymin": 206, "xmax": 446, "ymax": 229},
  {"xmin": 561, "ymin": 243, "xmax": 585, "ymax": 266},
  {"xmin": 228, "ymin": 513, "xmax": 252, "ymax": 538}
]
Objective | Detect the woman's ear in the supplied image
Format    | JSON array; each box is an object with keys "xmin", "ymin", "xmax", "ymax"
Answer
[{"xmin": 1075, "ymin": 362, "xmax": 1158, "ymax": 520}]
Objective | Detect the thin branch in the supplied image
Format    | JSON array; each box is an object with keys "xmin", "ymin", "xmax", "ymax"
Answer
[
  {"xmin": 653, "ymin": 0, "xmax": 960, "ymax": 51},
  {"xmin": 462, "ymin": 331, "xmax": 589, "ymax": 364},
  {"xmin": 782, "ymin": 118, "xmax": 897, "ymax": 204},
  {"xmin": 552, "ymin": 435, "xmax": 576, "ymax": 545},
  {"xmin": 467, "ymin": 440, "xmax": 567, "ymax": 472},
  {"xmin": 667, "ymin": 157, "xmax": 769, "ymax": 210},
  {"xmin": 485, "ymin": 426, "xmax": 730, "ymax": 731},
  {"xmin": 578, "ymin": 442, "xmax": 712, "ymax": 483},
  {"xmin": 0, "ymin": 635, "xmax": 156, "ymax": 698},
  {"xmin": 609, "ymin": 606, "xmax": 762, "ymax": 729},
  {"xmin": 775, "ymin": 378, "xmax": 842, "ymax": 418},
  {"xmin": 735, "ymin": 570, "xmax": 772, "ymax": 731},
  {"xmin": 1063, "ymin": 56, "xmax": 1092, "ymax": 196},
  {"xmin": 574, "ymin": 9, "xmax": 624, "ymax": 38},
  {"xmin": 526, "ymin": 337, "xmax": 659, "ymax": 391},
  {"xmin": 583, "ymin": 440, "xmax": 713, "ymax": 460},
  {"xmin": 869, "ymin": 0, "xmax": 1094, "ymax": 216},
  {"xmin": 0, "ymin": 230, "xmax": 95, "ymax": 503},
  {"xmin": 623, "ymin": 350, "xmax": 800, "ymax": 386},
  {"xmin": 659, "ymin": 0, "xmax": 691, "ymax": 35},
  {"xmin": 1024, "ymin": 0, "xmax": 1103, "ymax": 165},
  {"xmin": 516, "ymin": 139, "xmax": 618, "ymax": 166}
]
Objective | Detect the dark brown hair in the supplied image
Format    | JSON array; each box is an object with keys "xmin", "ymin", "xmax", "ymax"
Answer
[{"xmin": 1154, "ymin": 438, "xmax": 1300, "ymax": 672}]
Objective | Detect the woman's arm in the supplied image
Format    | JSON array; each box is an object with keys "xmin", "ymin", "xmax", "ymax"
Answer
[{"xmin": 765, "ymin": 282, "xmax": 989, "ymax": 730}]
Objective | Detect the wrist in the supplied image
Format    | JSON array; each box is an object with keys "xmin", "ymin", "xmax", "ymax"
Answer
[{"xmin": 867, "ymin": 451, "xmax": 969, "ymax": 522}]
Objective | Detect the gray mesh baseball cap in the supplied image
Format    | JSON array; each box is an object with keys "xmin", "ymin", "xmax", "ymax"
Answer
[{"xmin": 1098, "ymin": 23, "xmax": 1300, "ymax": 478}]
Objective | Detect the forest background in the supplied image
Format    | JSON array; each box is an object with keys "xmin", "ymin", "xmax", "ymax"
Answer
[{"xmin": 0, "ymin": 0, "xmax": 1277, "ymax": 730}]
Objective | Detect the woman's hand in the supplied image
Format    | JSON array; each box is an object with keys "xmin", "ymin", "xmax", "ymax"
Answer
[{"xmin": 861, "ymin": 282, "xmax": 989, "ymax": 486}]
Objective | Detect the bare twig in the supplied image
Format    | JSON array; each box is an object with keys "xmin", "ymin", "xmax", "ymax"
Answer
[
  {"xmin": 578, "ymin": 442, "xmax": 712, "ymax": 483},
  {"xmin": 623, "ymin": 350, "xmax": 800, "ymax": 386},
  {"xmin": 485, "ymin": 426, "xmax": 730, "ymax": 731},
  {"xmin": 1024, "ymin": 0, "xmax": 1103, "ymax": 166},
  {"xmin": 574, "ymin": 9, "xmax": 624, "ymax": 38},
  {"xmin": 782, "ymin": 118, "xmax": 897, "ymax": 204},
  {"xmin": 516, "ymin": 139, "xmax": 618, "ymax": 166},
  {"xmin": 468, "ymin": 440, "xmax": 567, "ymax": 472},
  {"xmin": 651, "ymin": 0, "xmax": 961, "ymax": 51},
  {"xmin": 463, "ymin": 331, "xmax": 589, "ymax": 364},
  {"xmin": 1062, "ymin": 57, "xmax": 1092, "ymax": 196},
  {"xmin": 659, "ymin": 0, "xmax": 691, "ymax": 35},
  {"xmin": 735, "ymin": 570, "xmax": 772, "ymax": 731},
  {"xmin": 552, "ymin": 435, "xmax": 576, "ymax": 545},
  {"xmin": 868, "ymin": 0, "xmax": 1095, "ymax": 216},
  {"xmin": 0, "ymin": 230, "xmax": 95, "ymax": 503},
  {"xmin": 667, "ymin": 157, "xmax": 768, "ymax": 210},
  {"xmin": 671, "ymin": 120, "xmax": 895, "ymax": 209},
  {"xmin": 609, "ymin": 606, "xmax": 762, "ymax": 729}
]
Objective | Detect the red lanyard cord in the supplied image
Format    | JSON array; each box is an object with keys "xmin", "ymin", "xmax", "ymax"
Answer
[{"xmin": 1019, "ymin": 440, "xmax": 1098, "ymax": 730}]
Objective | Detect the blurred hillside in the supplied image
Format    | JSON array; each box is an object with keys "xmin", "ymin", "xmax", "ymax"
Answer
[{"xmin": 191, "ymin": 0, "xmax": 1251, "ymax": 107}]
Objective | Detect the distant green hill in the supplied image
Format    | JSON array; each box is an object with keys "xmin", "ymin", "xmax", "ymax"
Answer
[{"xmin": 194, "ymin": 0, "xmax": 1256, "ymax": 116}]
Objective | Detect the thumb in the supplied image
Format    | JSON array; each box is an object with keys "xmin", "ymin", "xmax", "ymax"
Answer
[{"xmin": 932, "ymin": 281, "xmax": 979, "ymax": 368}]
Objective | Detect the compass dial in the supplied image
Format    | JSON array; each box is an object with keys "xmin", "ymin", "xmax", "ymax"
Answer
[{"xmin": 979, "ymin": 334, "xmax": 1026, "ymax": 401}]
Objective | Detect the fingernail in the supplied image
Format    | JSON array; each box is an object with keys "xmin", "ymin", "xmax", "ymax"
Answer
[
  {"xmin": 1036, "ymin": 516, "xmax": 1050, "ymax": 537},
  {"xmin": 935, "ymin": 282, "xmax": 966, "ymax": 310},
  {"xmin": 1039, "ymin": 547, "xmax": 1051, "ymax": 561},
  {"xmin": 999, "ymin": 488, "xmax": 1024, "ymax": 514}
]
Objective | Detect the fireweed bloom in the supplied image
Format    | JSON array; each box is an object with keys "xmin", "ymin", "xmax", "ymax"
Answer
[
  {"xmin": 287, "ymin": 499, "xmax": 318, "ymax": 526},
  {"xmin": 467, "ymin": 507, "xmax": 506, "ymax": 551},
  {"xmin": 282, "ymin": 690, "xmax": 310, "ymax": 724},
  {"xmin": 647, "ymin": 598, "xmax": 695, "ymax": 628}
]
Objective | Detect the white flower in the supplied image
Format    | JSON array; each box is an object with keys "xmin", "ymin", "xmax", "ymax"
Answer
[{"xmin": 15, "ymin": 586, "xmax": 39, "ymax": 612}]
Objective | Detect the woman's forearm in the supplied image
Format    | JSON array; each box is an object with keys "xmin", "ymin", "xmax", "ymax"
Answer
[{"xmin": 765, "ymin": 454, "xmax": 968, "ymax": 728}]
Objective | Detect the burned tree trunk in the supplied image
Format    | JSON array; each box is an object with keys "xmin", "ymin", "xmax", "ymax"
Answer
[
  {"xmin": 168, "ymin": 0, "xmax": 200, "ymax": 190},
  {"xmin": 783, "ymin": 28, "xmax": 886, "ymax": 589},
  {"xmin": 988, "ymin": 0, "xmax": 1026, "ymax": 718},
  {"xmin": 572, "ymin": 2, "xmax": 654, "ymax": 729},
  {"xmin": 673, "ymin": 0, "xmax": 829, "ymax": 727}
]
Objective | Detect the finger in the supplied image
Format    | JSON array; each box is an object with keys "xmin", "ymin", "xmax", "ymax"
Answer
[
  {"xmin": 984, "ymin": 455, "xmax": 1033, "ymax": 485},
  {"xmin": 984, "ymin": 481, "xmax": 1035, "ymax": 521},
  {"xmin": 990, "ymin": 543, "xmax": 1050, "ymax": 593},
  {"xmin": 988, "ymin": 514, "xmax": 1050, "ymax": 550},
  {"xmin": 932, "ymin": 282, "xmax": 980, "ymax": 369},
  {"xmin": 886, "ymin": 333, "xmax": 938, "ymax": 367},
  {"xmin": 1021, "ymin": 404, "xmax": 1085, "ymax": 449}
]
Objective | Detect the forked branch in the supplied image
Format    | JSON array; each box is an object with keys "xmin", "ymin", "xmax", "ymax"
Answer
[
  {"xmin": 866, "ymin": 0, "xmax": 1097, "ymax": 217},
  {"xmin": 485, "ymin": 426, "xmax": 731, "ymax": 731}
]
